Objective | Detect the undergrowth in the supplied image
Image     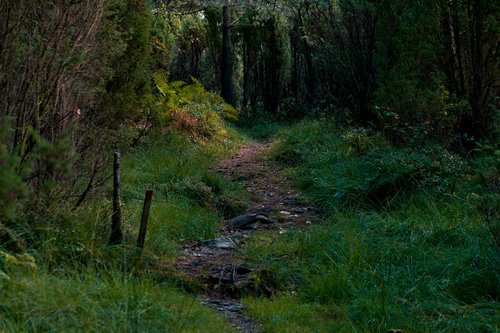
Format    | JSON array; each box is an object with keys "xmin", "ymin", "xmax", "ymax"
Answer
[
  {"xmin": 271, "ymin": 121, "xmax": 464, "ymax": 211},
  {"xmin": 121, "ymin": 132, "xmax": 248, "ymax": 260},
  {"xmin": 0, "ymin": 82, "xmax": 246, "ymax": 331},
  {"xmin": 0, "ymin": 255, "xmax": 232, "ymax": 332},
  {"xmin": 242, "ymin": 120, "xmax": 500, "ymax": 332}
]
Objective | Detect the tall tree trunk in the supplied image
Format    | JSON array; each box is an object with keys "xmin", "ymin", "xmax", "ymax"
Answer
[
  {"xmin": 460, "ymin": 0, "xmax": 484, "ymax": 142},
  {"xmin": 263, "ymin": 19, "xmax": 282, "ymax": 115},
  {"xmin": 298, "ymin": 9, "xmax": 315, "ymax": 106},
  {"xmin": 290, "ymin": 20, "xmax": 300, "ymax": 101},
  {"xmin": 221, "ymin": 4, "xmax": 234, "ymax": 106},
  {"xmin": 451, "ymin": 0, "xmax": 466, "ymax": 95}
]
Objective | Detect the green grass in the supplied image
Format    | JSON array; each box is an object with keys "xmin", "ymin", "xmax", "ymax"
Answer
[
  {"xmin": 243, "ymin": 199, "xmax": 500, "ymax": 332},
  {"xmin": 15, "ymin": 131, "xmax": 246, "ymax": 267},
  {"xmin": 270, "ymin": 121, "xmax": 464, "ymax": 212},
  {"xmin": 241, "ymin": 120, "xmax": 500, "ymax": 332},
  {"xmin": 120, "ymin": 133, "xmax": 248, "ymax": 258},
  {"xmin": 2, "ymin": 118, "xmax": 497, "ymax": 332},
  {"xmin": 0, "ymin": 130, "xmax": 246, "ymax": 332},
  {"xmin": 0, "ymin": 264, "xmax": 233, "ymax": 332},
  {"xmin": 238, "ymin": 122, "xmax": 286, "ymax": 140}
]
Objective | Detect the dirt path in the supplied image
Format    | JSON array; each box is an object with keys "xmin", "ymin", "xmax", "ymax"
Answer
[{"xmin": 174, "ymin": 140, "xmax": 317, "ymax": 332}]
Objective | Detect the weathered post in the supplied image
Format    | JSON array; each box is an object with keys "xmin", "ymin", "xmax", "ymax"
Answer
[
  {"xmin": 137, "ymin": 188, "xmax": 154, "ymax": 250},
  {"xmin": 110, "ymin": 151, "xmax": 123, "ymax": 245}
]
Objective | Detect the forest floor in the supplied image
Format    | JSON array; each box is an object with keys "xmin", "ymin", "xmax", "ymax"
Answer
[{"xmin": 173, "ymin": 140, "xmax": 318, "ymax": 332}]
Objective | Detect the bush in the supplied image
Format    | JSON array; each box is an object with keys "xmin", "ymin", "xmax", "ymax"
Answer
[
  {"xmin": 152, "ymin": 73, "xmax": 238, "ymax": 142},
  {"xmin": 272, "ymin": 120, "xmax": 465, "ymax": 211},
  {"xmin": 0, "ymin": 144, "xmax": 24, "ymax": 222}
]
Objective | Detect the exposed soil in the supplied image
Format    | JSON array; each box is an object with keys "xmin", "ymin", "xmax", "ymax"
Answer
[{"xmin": 173, "ymin": 140, "xmax": 318, "ymax": 332}]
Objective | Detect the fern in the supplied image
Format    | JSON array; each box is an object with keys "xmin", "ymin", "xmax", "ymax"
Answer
[{"xmin": 151, "ymin": 73, "xmax": 238, "ymax": 141}]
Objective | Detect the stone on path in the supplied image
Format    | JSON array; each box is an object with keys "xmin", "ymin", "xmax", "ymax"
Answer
[
  {"xmin": 226, "ymin": 213, "xmax": 274, "ymax": 229},
  {"xmin": 198, "ymin": 236, "xmax": 239, "ymax": 249}
]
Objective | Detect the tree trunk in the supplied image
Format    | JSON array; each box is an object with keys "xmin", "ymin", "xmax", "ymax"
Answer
[
  {"xmin": 298, "ymin": 9, "xmax": 315, "ymax": 106},
  {"xmin": 221, "ymin": 4, "xmax": 234, "ymax": 106}
]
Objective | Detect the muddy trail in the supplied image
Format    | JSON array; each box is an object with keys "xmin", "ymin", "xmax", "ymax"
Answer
[{"xmin": 173, "ymin": 140, "xmax": 318, "ymax": 332}]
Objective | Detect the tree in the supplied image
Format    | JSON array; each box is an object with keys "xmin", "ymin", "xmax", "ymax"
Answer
[
  {"xmin": 0, "ymin": 0, "xmax": 156, "ymax": 212},
  {"xmin": 442, "ymin": 0, "xmax": 500, "ymax": 143},
  {"xmin": 221, "ymin": 4, "xmax": 235, "ymax": 105}
]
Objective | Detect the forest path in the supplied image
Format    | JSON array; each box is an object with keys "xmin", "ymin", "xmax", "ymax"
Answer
[{"xmin": 174, "ymin": 140, "xmax": 317, "ymax": 332}]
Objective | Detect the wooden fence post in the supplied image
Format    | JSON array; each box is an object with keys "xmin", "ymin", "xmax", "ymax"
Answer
[
  {"xmin": 110, "ymin": 151, "xmax": 123, "ymax": 245},
  {"xmin": 137, "ymin": 188, "xmax": 154, "ymax": 250}
]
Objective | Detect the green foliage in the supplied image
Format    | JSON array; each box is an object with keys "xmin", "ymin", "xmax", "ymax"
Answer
[
  {"xmin": 157, "ymin": 0, "xmax": 498, "ymax": 145},
  {"xmin": 121, "ymin": 132, "xmax": 247, "ymax": 252},
  {"xmin": 245, "ymin": 294, "xmax": 350, "ymax": 333},
  {"xmin": 153, "ymin": 72, "xmax": 239, "ymax": 142},
  {"xmin": 27, "ymin": 130, "xmax": 75, "ymax": 194},
  {"xmin": 0, "ymin": 125, "xmax": 24, "ymax": 221},
  {"xmin": 238, "ymin": 8, "xmax": 289, "ymax": 116},
  {"xmin": 239, "ymin": 122, "xmax": 286, "ymax": 140},
  {"xmin": 202, "ymin": 6, "xmax": 223, "ymax": 90},
  {"xmin": 467, "ymin": 144, "xmax": 500, "ymax": 249},
  {"xmin": 100, "ymin": 0, "xmax": 154, "ymax": 125},
  {"xmin": 244, "ymin": 196, "xmax": 500, "ymax": 331},
  {"xmin": 373, "ymin": 0, "xmax": 467, "ymax": 145},
  {"xmin": 0, "ymin": 251, "xmax": 37, "ymax": 280},
  {"xmin": 242, "ymin": 120, "xmax": 499, "ymax": 332},
  {"xmin": 2, "ymin": 0, "xmax": 498, "ymax": 330},
  {"xmin": 150, "ymin": 9, "xmax": 176, "ymax": 72},
  {"xmin": 272, "ymin": 120, "xmax": 464, "ymax": 211},
  {"xmin": 0, "ymin": 0, "xmax": 172, "ymax": 227},
  {"xmin": 0, "ymin": 126, "xmax": 245, "ymax": 332},
  {"xmin": 1, "ymin": 3, "xmax": 247, "ymax": 324},
  {"xmin": 0, "ymin": 265, "xmax": 233, "ymax": 332},
  {"xmin": 1, "ymin": 127, "xmax": 244, "ymax": 267}
]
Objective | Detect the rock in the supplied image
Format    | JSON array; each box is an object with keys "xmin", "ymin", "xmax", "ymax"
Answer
[
  {"xmin": 292, "ymin": 207, "xmax": 306, "ymax": 214},
  {"xmin": 198, "ymin": 237, "xmax": 239, "ymax": 249},
  {"xmin": 226, "ymin": 213, "xmax": 274, "ymax": 229}
]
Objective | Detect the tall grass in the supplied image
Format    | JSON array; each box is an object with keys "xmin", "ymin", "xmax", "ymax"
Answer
[
  {"xmin": 0, "ymin": 131, "xmax": 245, "ymax": 332},
  {"xmin": 120, "ymin": 133, "xmax": 248, "ymax": 256},
  {"xmin": 0, "ymin": 265, "xmax": 233, "ymax": 332},
  {"xmin": 242, "ymin": 120, "xmax": 499, "ymax": 332}
]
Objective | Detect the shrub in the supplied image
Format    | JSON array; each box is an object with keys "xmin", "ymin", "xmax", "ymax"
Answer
[
  {"xmin": 153, "ymin": 73, "xmax": 238, "ymax": 142},
  {"xmin": 0, "ymin": 144, "xmax": 24, "ymax": 222},
  {"xmin": 272, "ymin": 121, "xmax": 465, "ymax": 211}
]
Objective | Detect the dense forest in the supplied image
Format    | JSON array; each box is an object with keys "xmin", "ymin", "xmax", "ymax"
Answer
[{"xmin": 0, "ymin": 0, "xmax": 499, "ymax": 332}]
